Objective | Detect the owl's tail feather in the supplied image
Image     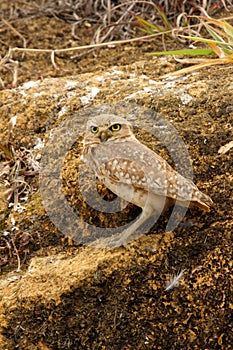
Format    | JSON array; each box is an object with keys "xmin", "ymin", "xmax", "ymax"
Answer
[{"xmin": 190, "ymin": 190, "xmax": 213, "ymax": 212}]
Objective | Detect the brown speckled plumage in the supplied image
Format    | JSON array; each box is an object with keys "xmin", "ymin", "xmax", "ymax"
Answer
[{"xmin": 81, "ymin": 114, "xmax": 213, "ymax": 247}]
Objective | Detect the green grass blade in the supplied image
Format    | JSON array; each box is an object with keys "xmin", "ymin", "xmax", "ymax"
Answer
[
  {"xmin": 147, "ymin": 48, "xmax": 214, "ymax": 56},
  {"xmin": 204, "ymin": 25, "xmax": 233, "ymax": 53},
  {"xmin": 152, "ymin": 4, "xmax": 171, "ymax": 30},
  {"xmin": 204, "ymin": 24, "xmax": 226, "ymax": 43},
  {"xmin": 178, "ymin": 35, "xmax": 231, "ymax": 46},
  {"xmin": 135, "ymin": 15, "xmax": 162, "ymax": 33},
  {"xmin": 222, "ymin": 21, "xmax": 233, "ymax": 43}
]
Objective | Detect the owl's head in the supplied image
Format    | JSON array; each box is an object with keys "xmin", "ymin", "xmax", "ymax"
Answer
[{"xmin": 83, "ymin": 114, "xmax": 134, "ymax": 144}]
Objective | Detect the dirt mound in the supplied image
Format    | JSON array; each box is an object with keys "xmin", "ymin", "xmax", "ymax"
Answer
[{"xmin": 0, "ymin": 5, "xmax": 232, "ymax": 350}]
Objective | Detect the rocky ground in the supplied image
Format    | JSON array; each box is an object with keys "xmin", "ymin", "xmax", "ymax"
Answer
[{"xmin": 0, "ymin": 3, "xmax": 232, "ymax": 350}]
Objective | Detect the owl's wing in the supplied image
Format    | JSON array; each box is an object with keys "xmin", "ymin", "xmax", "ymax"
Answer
[{"xmin": 95, "ymin": 140, "xmax": 212, "ymax": 210}]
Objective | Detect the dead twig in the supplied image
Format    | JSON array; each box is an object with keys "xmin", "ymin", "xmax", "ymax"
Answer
[
  {"xmin": 0, "ymin": 144, "xmax": 39, "ymax": 210},
  {"xmin": 2, "ymin": 18, "xmax": 27, "ymax": 49},
  {"xmin": 11, "ymin": 236, "xmax": 21, "ymax": 272},
  {"xmin": 0, "ymin": 50, "xmax": 19, "ymax": 88}
]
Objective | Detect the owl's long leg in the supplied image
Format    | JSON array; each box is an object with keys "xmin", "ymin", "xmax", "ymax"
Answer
[{"xmin": 89, "ymin": 205, "xmax": 156, "ymax": 248}]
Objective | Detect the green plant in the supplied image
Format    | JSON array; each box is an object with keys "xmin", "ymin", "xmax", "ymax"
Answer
[
  {"xmin": 133, "ymin": 3, "xmax": 171, "ymax": 34},
  {"xmin": 148, "ymin": 16, "xmax": 233, "ymax": 76}
]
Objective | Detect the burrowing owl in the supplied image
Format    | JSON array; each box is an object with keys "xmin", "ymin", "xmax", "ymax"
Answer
[{"xmin": 81, "ymin": 114, "xmax": 212, "ymax": 248}]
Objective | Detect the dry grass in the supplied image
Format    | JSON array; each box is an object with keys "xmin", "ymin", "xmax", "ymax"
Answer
[
  {"xmin": 1, "ymin": 0, "xmax": 232, "ymax": 43},
  {"xmin": 0, "ymin": 1, "xmax": 232, "ymax": 86},
  {"xmin": 0, "ymin": 142, "xmax": 40, "ymax": 269},
  {"xmin": 0, "ymin": 142, "xmax": 39, "ymax": 210}
]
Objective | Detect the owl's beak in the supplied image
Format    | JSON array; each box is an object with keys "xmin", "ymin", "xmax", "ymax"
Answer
[{"xmin": 99, "ymin": 131, "xmax": 110, "ymax": 142}]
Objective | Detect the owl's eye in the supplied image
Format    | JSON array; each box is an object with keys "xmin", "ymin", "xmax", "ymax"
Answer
[
  {"xmin": 110, "ymin": 123, "xmax": 121, "ymax": 132},
  {"xmin": 91, "ymin": 126, "xmax": 99, "ymax": 133}
]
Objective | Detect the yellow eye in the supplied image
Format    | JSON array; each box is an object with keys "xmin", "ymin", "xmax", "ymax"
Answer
[
  {"xmin": 91, "ymin": 126, "xmax": 99, "ymax": 134},
  {"xmin": 110, "ymin": 124, "xmax": 121, "ymax": 132}
]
